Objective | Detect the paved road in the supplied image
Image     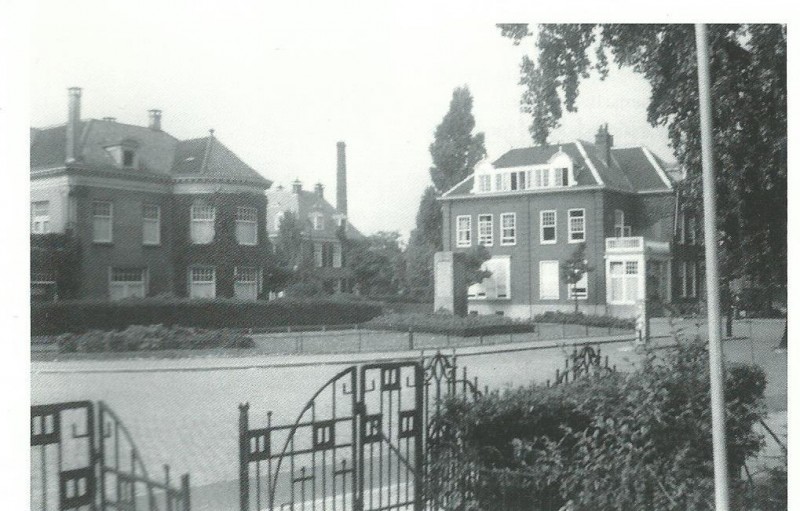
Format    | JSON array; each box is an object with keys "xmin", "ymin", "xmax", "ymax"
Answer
[{"xmin": 30, "ymin": 318, "xmax": 786, "ymax": 511}]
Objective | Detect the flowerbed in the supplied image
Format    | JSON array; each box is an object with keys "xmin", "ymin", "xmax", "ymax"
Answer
[
  {"xmin": 55, "ymin": 324, "xmax": 255, "ymax": 353},
  {"xmin": 362, "ymin": 312, "xmax": 536, "ymax": 337},
  {"xmin": 533, "ymin": 310, "xmax": 635, "ymax": 330}
]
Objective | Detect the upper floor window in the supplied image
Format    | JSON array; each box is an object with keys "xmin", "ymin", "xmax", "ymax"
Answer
[
  {"xmin": 477, "ymin": 175, "xmax": 491, "ymax": 192},
  {"xmin": 614, "ymin": 209, "xmax": 631, "ymax": 237},
  {"xmin": 92, "ymin": 201, "xmax": 113, "ymax": 243},
  {"xmin": 332, "ymin": 243, "xmax": 342, "ymax": 268},
  {"xmin": 456, "ymin": 215, "xmax": 472, "ymax": 247},
  {"xmin": 676, "ymin": 210, "xmax": 685, "ymax": 243},
  {"xmin": 142, "ymin": 204, "xmax": 161, "ymax": 245},
  {"xmin": 555, "ymin": 167, "xmax": 569, "ymax": 186},
  {"xmin": 313, "ymin": 241, "xmax": 342, "ymax": 268},
  {"xmin": 122, "ymin": 149, "xmax": 135, "ymax": 168},
  {"xmin": 274, "ymin": 211, "xmax": 285, "ymax": 231},
  {"xmin": 540, "ymin": 210, "xmax": 556, "ymax": 244},
  {"xmin": 311, "ymin": 213, "xmax": 325, "ymax": 230},
  {"xmin": 31, "ymin": 201, "xmax": 50, "ymax": 234},
  {"xmin": 236, "ymin": 207, "xmax": 258, "ymax": 245},
  {"xmin": 568, "ymin": 209, "xmax": 585, "ymax": 242},
  {"xmin": 687, "ymin": 216, "xmax": 697, "ymax": 245},
  {"xmin": 190, "ymin": 205, "xmax": 215, "ymax": 244},
  {"xmin": 500, "ymin": 213, "xmax": 516, "ymax": 245},
  {"xmin": 477, "ymin": 214, "xmax": 493, "ymax": 246}
]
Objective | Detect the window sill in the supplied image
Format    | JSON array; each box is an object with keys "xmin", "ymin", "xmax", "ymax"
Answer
[
  {"xmin": 540, "ymin": 240, "xmax": 557, "ymax": 245},
  {"xmin": 468, "ymin": 297, "xmax": 511, "ymax": 302},
  {"xmin": 568, "ymin": 238, "xmax": 585, "ymax": 244},
  {"xmin": 456, "ymin": 243, "xmax": 472, "ymax": 248},
  {"xmin": 500, "ymin": 241, "xmax": 516, "ymax": 246}
]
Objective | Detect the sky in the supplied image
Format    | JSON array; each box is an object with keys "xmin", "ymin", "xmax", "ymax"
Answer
[{"xmin": 29, "ymin": 1, "xmax": 674, "ymax": 240}]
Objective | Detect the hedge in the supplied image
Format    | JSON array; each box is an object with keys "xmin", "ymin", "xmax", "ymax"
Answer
[
  {"xmin": 56, "ymin": 324, "xmax": 254, "ymax": 353},
  {"xmin": 32, "ymin": 297, "xmax": 383, "ymax": 335},
  {"xmin": 363, "ymin": 312, "xmax": 536, "ymax": 337},
  {"xmin": 428, "ymin": 339, "xmax": 769, "ymax": 510},
  {"xmin": 533, "ymin": 310, "xmax": 635, "ymax": 330}
]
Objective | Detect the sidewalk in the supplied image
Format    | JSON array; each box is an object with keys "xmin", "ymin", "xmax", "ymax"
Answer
[{"xmin": 31, "ymin": 333, "xmax": 636, "ymax": 374}]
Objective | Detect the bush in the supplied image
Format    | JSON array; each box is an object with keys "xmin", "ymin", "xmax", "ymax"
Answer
[
  {"xmin": 32, "ymin": 297, "xmax": 383, "ymax": 335},
  {"xmin": 430, "ymin": 338, "xmax": 767, "ymax": 510},
  {"xmin": 363, "ymin": 312, "xmax": 536, "ymax": 337},
  {"xmin": 56, "ymin": 324, "xmax": 255, "ymax": 353},
  {"xmin": 533, "ymin": 311, "xmax": 635, "ymax": 330}
]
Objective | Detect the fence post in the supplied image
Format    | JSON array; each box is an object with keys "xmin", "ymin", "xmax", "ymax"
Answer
[
  {"xmin": 239, "ymin": 404, "xmax": 249, "ymax": 511},
  {"xmin": 562, "ymin": 322, "xmax": 566, "ymax": 338},
  {"xmin": 479, "ymin": 334, "xmax": 484, "ymax": 345},
  {"xmin": 182, "ymin": 474, "xmax": 191, "ymax": 511},
  {"xmin": 408, "ymin": 327, "xmax": 414, "ymax": 351}
]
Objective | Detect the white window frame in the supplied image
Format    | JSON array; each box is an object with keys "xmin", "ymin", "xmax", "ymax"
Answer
[
  {"xmin": 681, "ymin": 261, "xmax": 697, "ymax": 298},
  {"xmin": 234, "ymin": 266, "xmax": 259, "ymax": 300},
  {"xmin": 467, "ymin": 256, "xmax": 511, "ymax": 300},
  {"xmin": 109, "ymin": 267, "xmax": 147, "ymax": 300},
  {"xmin": 456, "ymin": 215, "xmax": 472, "ymax": 247},
  {"xmin": 332, "ymin": 242, "xmax": 343, "ymax": 268},
  {"xmin": 31, "ymin": 201, "xmax": 51, "ymax": 234},
  {"xmin": 568, "ymin": 272, "xmax": 588, "ymax": 300},
  {"xmin": 314, "ymin": 242, "xmax": 324, "ymax": 268},
  {"xmin": 92, "ymin": 201, "xmax": 113, "ymax": 243},
  {"xmin": 311, "ymin": 213, "xmax": 325, "ymax": 230},
  {"xmin": 608, "ymin": 258, "xmax": 640, "ymax": 304},
  {"xmin": 189, "ymin": 266, "xmax": 216, "ymax": 299},
  {"xmin": 122, "ymin": 149, "xmax": 136, "ymax": 168},
  {"xmin": 236, "ymin": 206, "xmax": 259, "ymax": 246},
  {"xmin": 687, "ymin": 216, "xmax": 696, "ymax": 245},
  {"xmin": 274, "ymin": 211, "xmax": 285, "ymax": 231},
  {"xmin": 568, "ymin": 208, "xmax": 585, "ymax": 243},
  {"xmin": 477, "ymin": 175, "xmax": 491, "ymax": 192},
  {"xmin": 142, "ymin": 204, "xmax": 161, "ymax": 246},
  {"xmin": 500, "ymin": 213, "xmax": 516, "ymax": 246},
  {"xmin": 540, "ymin": 210, "xmax": 557, "ymax": 244},
  {"xmin": 539, "ymin": 260, "xmax": 560, "ymax": 300},
  {"xmin": 190, "ymin": 205, "xmax": 216, "ymax": 244},
  {"xmin": 676, "ymin": 210, "xmax": 686, "ymax": 244},
  {"xmin": 477, "ymin": 214, "xmax": 493, "ymax": 246}
]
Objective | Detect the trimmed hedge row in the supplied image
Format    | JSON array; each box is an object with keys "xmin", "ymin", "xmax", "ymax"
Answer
[
  {"xmin": 32, "ymin": 297, "xmax": 383, "ymax": 335},
  {"xmin": 363, "ymin": 313, "xmax": 537, "ymax": 337},
  {"xmin": 533, "ymin": 311, "xmax": 635, "ymax": 330},
  {"xmin": 56, "ymin": 324, "xmax": 254, "ymax": 353}
]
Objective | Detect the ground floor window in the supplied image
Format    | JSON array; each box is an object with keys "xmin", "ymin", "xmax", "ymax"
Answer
[
  {"xmin": 189, "ymin": 266, "xmax": 216, "ymax": 299},
  {"xmin": 234, "ymin": 266, "xmax": 259, "ymax": 300},
  {"xmin": 109, "ymin": 268, "xmax": 147, "ymax": 300},
  {"xmin": 568, "ymin": 272, "xmax": 588, "ymax": 300},
  {"xmin": 468, "ymin": 256, "xmax": 510, "ymax": 300},
  {"xmin": 539, "ymin": 260, "xmax": 559, "ymax": 300},
  {"xmin": 609, "ymin": 260, "xmax": 639, "ymax": 304}
]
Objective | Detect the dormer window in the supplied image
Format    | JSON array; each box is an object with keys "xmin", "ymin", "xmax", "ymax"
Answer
[
  {"xmin": 105, "ymin": 139, "xmax": 139, "ymax": 169},
  {"xmin": 122, "ymin": 149, "xmax": 135, "ymax": 168},
  {"xmin": 474, "ymin": 150, "xmax": 575, "ymax": 194},
  {"xmin": 311, "ymin": 213, "xmax": 325, "ymax": 230}
]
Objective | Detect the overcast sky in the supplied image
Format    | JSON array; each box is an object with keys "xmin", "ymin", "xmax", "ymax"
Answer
[{"xmin": 30, "ymin": 1, "xmax": 674, "ymax": 239}]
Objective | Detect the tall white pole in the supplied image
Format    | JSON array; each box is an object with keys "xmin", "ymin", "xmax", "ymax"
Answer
[{"xmin": 694, "ymin": 23, "xmax": 731, "ymax": 511}]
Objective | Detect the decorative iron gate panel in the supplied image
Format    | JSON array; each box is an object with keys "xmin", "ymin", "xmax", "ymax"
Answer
[
  {"xmin": 31, "ymin": 400, "xmax": 190, "ymax": 511},
  {"xmin": 240, "ymin": 353, "xmax": 480, "ymax": 511}
]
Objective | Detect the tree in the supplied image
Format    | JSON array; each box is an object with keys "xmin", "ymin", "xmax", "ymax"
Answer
[
  {"xmin": 498, "ymin": 24, "xmax": 786, "ymax": 302},
  {"xmin": 345, "ymin": 231, "xmax": 405, "ymax": 296},
  {"xmin": 405, "ymin": 87, "xmax": 487, "ymax": 300},
  {"xmin": 268, "ymin": 211, "xmax": 314, "ymax": 292},
  {"xmin": 561, "ymin": 243, "xmax": 592, "ymax": 313}
]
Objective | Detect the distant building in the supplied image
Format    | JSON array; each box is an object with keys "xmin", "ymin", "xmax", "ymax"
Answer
[
  {"xmin": 30, "ymin": 88, "xmax": 273, "ymax": 300},
  {"xmin": 266, "ymin": 142, "xmax": 363, "ymax": 294},
  {"xmin": 439, "ymin": 125, "xmax": 702, "ymax": 319}
]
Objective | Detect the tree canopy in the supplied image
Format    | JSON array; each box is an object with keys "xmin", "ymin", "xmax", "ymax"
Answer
[{"xmin": 499, "ymin": 24, "xmax": 786, "ymax": 292}]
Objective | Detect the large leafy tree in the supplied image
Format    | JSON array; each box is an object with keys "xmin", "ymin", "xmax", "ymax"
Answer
[
  {"xmin": 405, "ymin": 87, "xmax": 487, "ymax": 300},
  {"xmin": 345, "ymin": 231, "xmax": 405, "ymax": 296},
  {"xmin": 499, "ymin": 24, "xmax": 786, "ymax": 298}
]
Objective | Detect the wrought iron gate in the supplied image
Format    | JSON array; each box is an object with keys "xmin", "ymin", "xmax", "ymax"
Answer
[
  {"xmin": 31, "ymin": 400, "xmax": 190, "ymax": 511},
  {"xmin": 239, "ymin": 352, "xmax": 480, "ymax": 511}
]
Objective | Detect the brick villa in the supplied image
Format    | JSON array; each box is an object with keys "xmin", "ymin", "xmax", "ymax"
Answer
[{"xmin": 439, "ymin": 125, "xmax": 703, "ymax": 319}]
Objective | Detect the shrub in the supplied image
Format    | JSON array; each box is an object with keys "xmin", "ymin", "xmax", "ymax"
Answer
[
  {"xmin": 430, "ymin": 338, "xmax": 767, "ymax": 510},
  {"xmin": 32, "ymin": 297, "xmax": 383, "ymax": 335},
  {"xmin": 533, "ymin": 311, "xmax": 634, "ymax": 330},
  {"xmin": 363, "ymin": 312, "xmax": 536, "ymax": 337},
  {"xmin": 56, "ymin": 324, "xmax": 255, "ymax": 353}
]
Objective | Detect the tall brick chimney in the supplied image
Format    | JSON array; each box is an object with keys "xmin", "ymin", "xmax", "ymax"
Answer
[
  {"xmin": 314, "ymin": 182, "xmax": 324, "ymax": 197},
  {"xmin": 594, "ymin": 124, "xmax": 614, "ymax": 167},
  {"xmin": 336, "ymin": 141, "xmax": 347, "ymax": 215},
  {"xmin": 292, "ymin": 179, "xmax": 302, "ymax": 194},
  {"xmin": 148, "ymin": 109, "xmax": 162, "ymax": 131},
  {"xmin": 65, "ymin": 87, "xmax": 82, "ymax": 163}
]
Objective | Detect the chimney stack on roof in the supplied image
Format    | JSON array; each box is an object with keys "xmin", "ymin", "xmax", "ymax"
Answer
[
  {"xmin": 594, "ymin": 124, "xmax": 614, "ymax": 167},
  {"xmin": 336, "ymin": 141, "xmax": 347, "ymax": 215},
  {"xmin": 292, "ymin": 179, "xmax": 302, "ymax": 194},
  {"xmin": 148, "ymin": 109, "xmax": 162, "ymax": 131},
  {"xmin": 66, "ymin": 87, "xmax": 82, "ymax": 164},
  {"xmin": 314, "ymin": 182, "xmax": 324, "ymax": 197}
]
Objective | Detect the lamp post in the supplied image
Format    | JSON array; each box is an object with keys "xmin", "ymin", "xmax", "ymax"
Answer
[{"xmin": 695, "ymin": 23, "xmax": 731, "ymax": 511}]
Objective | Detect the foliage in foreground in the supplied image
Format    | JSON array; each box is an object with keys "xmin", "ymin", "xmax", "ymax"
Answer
[
  {"xmin": 429, "ymin": 339, "xmax": 768, "ymax": 510},
  {"xmin": 56, "ymin": 324, "xmax": 254, "ymax": 353},
  {"xmin": 533, "ymin": 310, "xmax": 634, "ymax": 330}
]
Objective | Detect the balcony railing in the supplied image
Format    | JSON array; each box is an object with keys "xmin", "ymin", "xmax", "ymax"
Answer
[{"xmin": 606, "ymin": 236, "xmax": 670, "ymax": 254}]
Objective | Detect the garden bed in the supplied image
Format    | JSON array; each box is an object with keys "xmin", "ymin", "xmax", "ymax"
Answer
[
  {"xmin": 55, "ymin": 324, "xmax": 254, "ymax": 353},
  {"xmin": 362, "ymin": 313, "xmax": 536, "ymax": 337}
]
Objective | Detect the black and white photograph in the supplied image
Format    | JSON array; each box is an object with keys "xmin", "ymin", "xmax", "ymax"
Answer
[{"xmin": 3, "ymin": 3, "xmax": 791, "ymax": 510}]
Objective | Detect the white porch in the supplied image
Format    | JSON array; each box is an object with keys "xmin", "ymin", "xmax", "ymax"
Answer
[{"xmin": 605, "ymin": 237, "xmax": 672, "ymax": 318}]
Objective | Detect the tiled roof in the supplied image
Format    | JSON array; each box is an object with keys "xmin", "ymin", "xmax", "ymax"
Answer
[
  {"xmin": 30, "ymin": 119, "xmax": 271, "ymax": 188},
  {"xmin": 441, "ymin": 139, "xmax": 671, "ymax": 198},
  {"xmin": 267, "ymin": 187, "xmax": 364, "ymax": 240}
]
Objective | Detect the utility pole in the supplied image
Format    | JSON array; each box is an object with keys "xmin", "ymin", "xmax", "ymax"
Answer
[{"xmin": 695, "ymin": 23, "xmax": 731, "ymax": 511}]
